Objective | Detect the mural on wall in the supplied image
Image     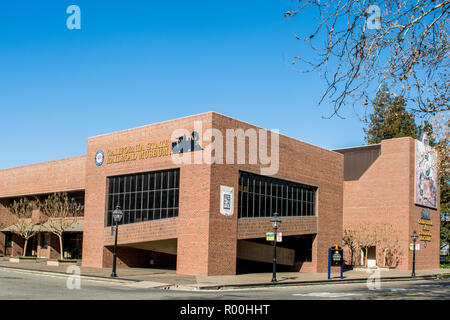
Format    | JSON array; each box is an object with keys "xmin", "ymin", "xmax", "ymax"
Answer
[{"xmin": 415, "ymin": 134, "xmax": 438, "ymax": 209}]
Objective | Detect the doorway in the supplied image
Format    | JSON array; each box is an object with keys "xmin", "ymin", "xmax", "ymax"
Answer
[{"xmin": 367, "ymin": 246, "xmax": 377, "ymax": 267}]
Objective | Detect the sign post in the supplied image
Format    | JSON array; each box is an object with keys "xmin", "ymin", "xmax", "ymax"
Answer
[{"xmin": 328, "ymin": 245, "xmax": 344, "ymax": 280}]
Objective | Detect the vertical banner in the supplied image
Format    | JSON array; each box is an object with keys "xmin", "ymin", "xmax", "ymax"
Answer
[{"xmin": 220, "ymin": 186, "xmax": 234, "ymax": 216}]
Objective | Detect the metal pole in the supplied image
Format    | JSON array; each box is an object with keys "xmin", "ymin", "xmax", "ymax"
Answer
[
  {"xmin": 328, "ymin": 248, "xmax": 331, "ymax": 280},
  {"xmin": 272, "ymin": 227, "xmax": 277, "ymax": 283},
  {"xmin": 111, "ymin": 220, "xmax": 118, "ymax": 277},
  {"xmin": 412, "ymin": 238, "xmax": 416, "ymax": 277}
]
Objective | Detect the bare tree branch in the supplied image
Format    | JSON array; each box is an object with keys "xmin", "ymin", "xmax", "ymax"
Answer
[{"xmin": 285, "ymin": 0, "xmax": 449, "ymax": 119}]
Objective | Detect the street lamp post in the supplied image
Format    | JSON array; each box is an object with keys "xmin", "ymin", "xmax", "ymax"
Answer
[
  {"xmin": 111, "ymin": 205, "xmax": 124, "ymax": 278},
  {"xmin": 270, "ymin": 212, "xmax": 281, "ymax": 283},
  {"xmin": 411, "ymin": 230, "xmax": 418, "ymax": 277}
]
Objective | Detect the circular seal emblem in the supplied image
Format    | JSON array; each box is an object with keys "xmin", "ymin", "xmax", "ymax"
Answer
[{"xmin": 95, "ymin": 150, "xmax": 105, "ymax": 167}]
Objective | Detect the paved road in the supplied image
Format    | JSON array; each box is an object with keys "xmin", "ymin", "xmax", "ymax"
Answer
[{"xmin": 0, "ymin": 268, "xmax": 448, "ymax": 300}]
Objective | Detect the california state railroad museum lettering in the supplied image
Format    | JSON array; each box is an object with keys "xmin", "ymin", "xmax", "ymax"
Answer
[
  {"xmin": 418, "ymin": 218, "xmax": 433, "ymax": 242},
  {"xmin": 106, "ymin": 140, "xmax": 170, "ymax": 164}
]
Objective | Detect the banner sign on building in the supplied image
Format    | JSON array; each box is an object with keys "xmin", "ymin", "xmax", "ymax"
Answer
[
  {"xmin": 276, "ymin": 232, "xmax": 282, "ymax": 243},
  {"xmin": 415, "ymin": 134, "xmax": 438, "ymax": 209},
  {"xmin": 220, "ymin": 186, "xmax": 234, "ymax": 216}
]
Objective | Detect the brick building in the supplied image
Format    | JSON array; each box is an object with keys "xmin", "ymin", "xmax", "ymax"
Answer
[
  {"xmin": 335, "ymin": 137, "xmax": 440, "ymax": 271},
  {"xmin": 0, "ymin": 112, "xmax": 440, "ymax": 275}
]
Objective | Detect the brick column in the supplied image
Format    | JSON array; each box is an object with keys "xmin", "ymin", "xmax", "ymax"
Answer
[{"xmin": 176, "ymin": 165, "xmax": 212, "ymax": 276}]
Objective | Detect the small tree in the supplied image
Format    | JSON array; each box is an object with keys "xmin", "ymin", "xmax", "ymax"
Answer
[
  {"xmin": 8, "ymin": 198, "xmax": 38, "ymax": 257},
  {"xmin": 347, "ymin": 222, "xmax": 403, "ymax": 267},
  {"xmin": 342, "ymin": 228, "xmax": 358, "ymax": 266},
  {"xmin": 377, "ymin": 223, "xmax": 402, "ymax": 267},
  {"xmin": 39, "ymin": 193, "xmax": 84, "ymax": 260},
  {"xmin": 353, "ymin": 222, "xmax": 378, "ymax": 267}
]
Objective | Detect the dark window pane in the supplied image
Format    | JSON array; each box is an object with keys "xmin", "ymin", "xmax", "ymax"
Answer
[
  {"xmin": 155, "ymin": 191, "xmax": 161, "ymax": 209},
  {"xmin": 149, "ymin": 173, "xmax": 155, "ymax": 191},
  {"xmin": 174, "ymin": 189, "xmax": 179, "ymax": 208},
  {"xmin": 108, "ymin": 179, "xmax": 114, "ymax": 194},
  {"xmin": 241, "ymin": 192, "xmax": 248, "ymax": 218},
  {"xmin": 168, "ymin": 190, "xmax": 175, "ymax": 208},
  {"xmin": 136, "ymin": 175, "xmax": 143, "ymax": 192},
  {"xmin": 136, "ymin": 193, "xmax": 142, "ymax": 210},
  {"xmin": 108, "ymin": 195, "xmax": 114, "ymax": 211},
  {"xmin": 238, "ymin": 171, "xmax": 316, "ymax": 219},
  {"xmin": 162, "ymin": 172, "xmax": 168, "ymax": 189},
  {"xmin": 162, "ymin": 190, "xmax": 168, "ymax": 209},
  {"xmin": 106, "ymin": 169, "xmax": 179, "ymax": 226},
  {"xmin": 168, "ymin": 171, "xmax": 174, "ymax": 189},
  {"xmin": 143, "ymin": 174, "xmax": 149, "ymax": 191},
  {"xmin": 254, "ymin": 194, "xmax": 260, "ymax": 217},
  {"xmin": 265, "ymin": 197, "xmax": 271, "ymax": 217},
  {"xmin": 155, "ymin": 172, "xmax": 162, "ymax": 189},
  {"xmin": 116, "ymin": 177, "xmax": 125, "ymax": 193}
]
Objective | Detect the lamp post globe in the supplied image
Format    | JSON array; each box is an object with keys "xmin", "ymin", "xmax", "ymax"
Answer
[
  {"xmin": 111, "ymin": 205, "xmax": 124, "ymax": 278},
  {"xmin": 270, "ymin": 213, "xmax": 281, "ymax": 283},
  {"xmin": 411, "ymin": 230, "xmax": 418, "ymax": 277},
  {"xmin": 113, "ymin": 205, "xmax": 124, "ymax": 223}
]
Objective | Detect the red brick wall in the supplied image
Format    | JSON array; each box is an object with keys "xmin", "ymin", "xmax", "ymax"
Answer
[
  {"xmin": 82, "ymin": 113, "xmax": 214, "ymax": 275},
  {"xmin": 0, "ymin": 156, "xmax": 86, "ymax": 198},
  {"xmin": 211, "ymin": 113, "xmax": 344, "ymax": 273},
  {"xmin": 342, "ymin": 137, "xmax": 440, "ymax": 270},
  {"xmin": 82, "ymin": 112, "xmax": 343, "ymax": 275}
]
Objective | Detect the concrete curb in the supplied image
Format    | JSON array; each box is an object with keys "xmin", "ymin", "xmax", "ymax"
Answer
[
  {"xmin": 0, "ymin": 266, "xmax": 139, "ymax": 284},
  {"xmin": 194, "ymin": 273, "xmax": 450, "ymax": 291}
]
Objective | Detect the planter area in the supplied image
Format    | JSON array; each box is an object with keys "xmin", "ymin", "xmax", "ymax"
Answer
[
  {"xmin": 353, "ymin": 266, "xmax": 397, "ymax": 272},
  {"xmin": 8, "ymin": 256, "xmax": 39, "ymax": 263},
  {"xmin": 46, "ymin": 259, "xmax": 80, "ymax": 266}
]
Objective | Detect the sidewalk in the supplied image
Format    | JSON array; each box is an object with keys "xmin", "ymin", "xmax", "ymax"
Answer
[{"xmin": 0, "ymin": 257, "xmax": 448, "ymax": 290}]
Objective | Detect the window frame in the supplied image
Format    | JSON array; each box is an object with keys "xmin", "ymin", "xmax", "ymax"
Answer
[
  {"xmin": 106, "ymin": 169, "xmax": 180, "ymax": 227},
  {"xmin": 238, "ymin": 171, "xmax": 317, "ymax": 218}
]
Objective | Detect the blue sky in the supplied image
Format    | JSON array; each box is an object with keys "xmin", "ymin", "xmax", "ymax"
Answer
[{"xmin": 0, "ymin": 1, "xmax": 367, "ymax": 169}]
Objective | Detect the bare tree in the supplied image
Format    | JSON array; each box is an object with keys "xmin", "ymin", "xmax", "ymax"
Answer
[
  {"xmin": 353, "ymin": 222, "xmax": 378, "ymax": 267},
  {"xmin": 284, "ymin": 0, "xmax": 449, "ymax": 119},
  {"xmin": 346, "ymin": 222, "xmax": 403, "ymax": 267},
  {"xmin": 342, "ymin": 228, "xmax": 358, "ymax": 265},
  {"xmin": 7, "ymin": 198, "xmax": 39, "ymax": 257},
  {"xmin": 377, "ymin": 223, "xmax": 402, "ymax": 267},
  {"xmin": 39, "ymin": 193, "xmax": 84, "ymax": 260}
]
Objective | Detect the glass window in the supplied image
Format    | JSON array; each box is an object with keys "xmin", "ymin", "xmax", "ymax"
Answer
[
  {"xmin": 106, "ymin": 169, "xmax": 180, "ymax": 226},
  {"xmin": 238, "ymin": 171, "xmax": 316, "ymax": 218}
]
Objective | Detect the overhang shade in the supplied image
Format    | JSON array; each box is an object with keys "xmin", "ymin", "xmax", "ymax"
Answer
[{"xmin": 2, "ymin": 220, "xmax": 84, "ymax": 233}]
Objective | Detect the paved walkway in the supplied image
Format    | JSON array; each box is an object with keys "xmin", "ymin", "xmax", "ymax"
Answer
[{"xmin": 0, "ymin": 257, "xmax": 447, "ymax": 290}]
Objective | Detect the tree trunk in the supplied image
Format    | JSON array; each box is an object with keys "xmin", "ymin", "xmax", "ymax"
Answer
[
  {"xmin": 365, "ymin": 248, "xmax": 368, "ymax": 267},
  {"xmin": 58, "ymin": 234, "xmax": 64, "ymax": 260},
  {"xmin": 23, "ymin": 238, "xmax": 28, "ymax": 257}
]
